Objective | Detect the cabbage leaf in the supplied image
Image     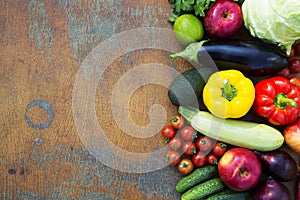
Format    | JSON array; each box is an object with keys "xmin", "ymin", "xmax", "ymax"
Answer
[{"xmin": 242, "ymin": 0, "xmax": 300, "ymax": 55}]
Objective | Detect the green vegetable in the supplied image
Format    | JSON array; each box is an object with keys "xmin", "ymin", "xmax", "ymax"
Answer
[
  {"xmin": 242, "ymin": 0, "xmax": 300, "ymax": 55},
  {"xmin": 176, "ymin": 165, "xmax": 218, "ymax": 193},
  {"xmin": 168, "ymin": 67, "xmax": 205, "ymax": 106},
  {"xmin": 167, "ymin": 0, "xmax": 244, "ymax": 22},
  {"xmin": 178, "ymin": 106, "xmax": 284, "ymax": 151},
  {"xmin": 206, "ymin": 189, "xmax": 251, "ymax": 200},
  {"xmin": 181, "ymin": 178, "xmax": 225, "ymax": 200}
]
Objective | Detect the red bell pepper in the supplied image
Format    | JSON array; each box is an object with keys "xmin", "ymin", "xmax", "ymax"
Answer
[
  {"xmin": 253, "ymin": 76, "xmax": 300, "ymax": 126},
  {"xmin": 290, "ymin": 76, "xmax": 300, "ymax": 87}
]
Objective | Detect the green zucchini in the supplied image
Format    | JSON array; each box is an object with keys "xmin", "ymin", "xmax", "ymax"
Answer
[
  {"xmin": 206, "ymin": 189, "xmax": 251, "ymax": 200},
  {"xmin": 178, "ymin": 106, "xmax": 284, "ymax": 151},
  {"xmin": 168, "ymin": 67, "xmax": 205, "ymax": 106},
  {"xmin": 181, "ymin": 178, "xmax": 225, "ymax": 200},
  {"xmin": 176, "ymin": 165, "xmax": 218, "ymax": 193}
]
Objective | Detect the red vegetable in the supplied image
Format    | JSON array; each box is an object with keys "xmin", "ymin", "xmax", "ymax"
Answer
[
  {"xmin": 180, "ymin": 125, "xmax": 197, "ymax": 141},
  {"xmin": 182, "ymin": 141, "xmax": 197, "ymax": 156},
  {"xmin": 168, "ymin": 137, "xmax": 183, "ymax": 150},
  {"xmin": 165, "ymin": 150, "xmax": 181, "ymax": 166},
  {"xmin": 207, "ymin": 153, "xmax": 218, "ymax": 165},
  {"xmin": 253, "ymin": 76, "xmax": 300, "ymax": 125},
  {"xmin": 254, "ymin": 150, "xmax": 298, "ymax": 182},
  {"xmin": 290, "ymin": 76, "xmax": 300, "ymax": 87},
  {"xmin": 171, "ymin": 114, "xmax": 185, "ymax": 129},
  {"xmin": 252, "ymin": 177, "xmax": 292, "ymax": 200},
  {"xmin": 178, "ymin": 158, "xmax": 194, "ymax": 175},
  {"xmin": 192, "ymin": 151, "xmax": 207, "ymax": 167},
  {"xmin": 284, "ymin": 118, "xmax": 300, "ymax": 154}
]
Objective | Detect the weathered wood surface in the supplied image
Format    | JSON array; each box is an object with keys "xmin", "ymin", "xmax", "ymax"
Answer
[
  {"xmin": 0, "ymin": 0, "xmax": 191, "ymax": 199},
  {"xmin": 1, "ymin": 0, "xmax": 299, "ymax": 199}
]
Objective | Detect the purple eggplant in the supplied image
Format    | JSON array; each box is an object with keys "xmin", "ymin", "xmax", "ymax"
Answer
[
  {"xmin": 254, "ymin": 150, "xmax": 298, "ymax": 182},
  {"xmin": 252, "ymin": 177, "xmax": 292, "ymax": 200}
]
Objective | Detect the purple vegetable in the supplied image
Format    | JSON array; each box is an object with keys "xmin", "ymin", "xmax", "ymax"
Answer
[
  {"xmin": 252, "ymin": 177, "xmax": 291, "ymax": 200},
  {"xmin": 254, "ymin": 150, "xmax": 298, "ymax": 182}
]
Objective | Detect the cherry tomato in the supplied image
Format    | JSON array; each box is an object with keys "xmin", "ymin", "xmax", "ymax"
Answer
[
  {"xmin": 165, "ymin": 150, "xmax": 181, "ymax": 166},
  {"xmin": 207, "ymin": 153, "xmax": 218, "ymax": 165},
  {"xmin": 180, "ymin": 125, "xmax": 197, "ymax": 141},
  {"xmin": 212, "ymin": 142, "xmax": 228, "ymax": 157},
  {"xmin": 192, "ymin": 151, "xmax": 207, "ymax": 167},
  {"xmin": 288, "ymin": 57, "xmax": 300, "ymax": 74},
  {"xmin": 178, "ymin": 158, "xmax": 194, "ymax": 175},
  {"xmin": 171, "ymin": 114, "xmax": 185, "ymax": 130},
  {"xmin": 168, "ymin": 137, "xmax": 183, "ymax": 150},
  {"xmin": 196, "ymin": 136, "xmax": 214, "ymax": 152},
  {"xmin": 181, "ymin": 141, "xmax": 197, "ymax": 156},
  {"xmin": 161, "ymin": 125, "xmax": 176, "ymax": 139}
]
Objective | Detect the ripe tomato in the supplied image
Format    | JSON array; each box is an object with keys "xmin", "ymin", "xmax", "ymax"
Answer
[
  {"xmin": 212, "ymin": 142, "xmax": 228, "ymax": 157},
  {"xmin": 178, "ymin": 158, "xmax": 194, "ymax": 175},
  {"xmin": 171, "ymin": 114, "xmax": 185, "ymax": 130},
  {"xmin": 180, "ymin": 125, "xmax": 197, "ymax": 141},
  {"xmin": 168, "ymin": 137, "xmax": 183, "ymax": 150},
  {"xmin": 207, "ymin": 153, "xmax": 218, "ymax": 165},
  {"xmin": 181, "ymin": 141, "xmax": 197, "ymax": 156},
  {"xmin": 192, "ymin": 151, "xmax": 207, "ymax": 167},
  {"xmin": 161, "ymin": 125, "xmax": 176, "ymax": 139},
  {"xmin": 196, "ymin": 136, "xmax": 214, "ymax": 152},
  {"xmin": 165, "ymin": 150, "xmax": 181, "ymax": 166}
]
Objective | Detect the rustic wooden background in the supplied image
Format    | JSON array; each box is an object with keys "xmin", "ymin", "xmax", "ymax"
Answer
[
  {"xmin": 1, "ymin": 0, "xmax": 299, "ymax": 199},
  {"xmin": 0, "ymin": 0, "xmax": 190, "ymax": 199}
]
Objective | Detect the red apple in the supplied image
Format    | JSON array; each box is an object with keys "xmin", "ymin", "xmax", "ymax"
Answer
[
  {"xmin": 218, "ymin": 148, "xmax": 262, "ymax": 191},
  {"xmin": 203, "ymin": 0, "xmax": 243, "ymax": 38}
]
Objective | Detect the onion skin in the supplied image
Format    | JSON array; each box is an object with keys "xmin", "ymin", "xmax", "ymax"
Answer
[
  {"xmin": 252, "ymin": 177, "xmax": 291, "ymax": 200},
  {"xmin": 254, "ymin": 150, "xmax": 298, "ymax": 182},
  {"xmin": 284, "ymin": 118, "xmax": 300, "ymax": 154}
]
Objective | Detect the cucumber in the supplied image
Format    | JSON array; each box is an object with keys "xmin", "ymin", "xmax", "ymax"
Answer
[
  {"xmin": 176, "ymin": 165, "xmax": 218, "ymax": 193},
  {"xmin": 206, "ymin": 189, "xmax": 251, "ymax": 200},
  {"xmin": 181, "ymin": 178, "xmax": 225, "ymax": 200},
  {"xmin": 168, "ymin": 67, "xmax": 205, "ymax": 106},
  {"xmin": 178, "ymin": 106, "xmax": 284, "ymax": 151}
]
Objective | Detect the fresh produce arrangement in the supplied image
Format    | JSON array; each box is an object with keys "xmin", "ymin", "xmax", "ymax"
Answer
[{"xmin": 162, "ymin": 0, "xmax": 300, "ymax": 199}]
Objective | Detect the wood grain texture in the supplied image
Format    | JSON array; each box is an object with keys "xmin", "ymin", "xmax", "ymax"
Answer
[
  {"xmin": 1, "ymin": 0, "xmax": 299, "ymax": 199},
  {"xmin": 0, "ymin": 0, "xmax": 191, "ymax": 199}
]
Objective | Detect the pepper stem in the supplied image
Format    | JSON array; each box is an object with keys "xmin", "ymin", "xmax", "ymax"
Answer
[
  {"xmin": 275, "ymin": 93, "xmax": 298, "ymax": 108},
  {"xmin": 222, "ymin": 79, "xmax": 237, "ymax": 101}
]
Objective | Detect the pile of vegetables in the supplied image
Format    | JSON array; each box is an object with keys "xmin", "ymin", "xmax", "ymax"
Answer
[{"xmin": 161, "ymin": 0, "xmax": 300, "ymax": 199}]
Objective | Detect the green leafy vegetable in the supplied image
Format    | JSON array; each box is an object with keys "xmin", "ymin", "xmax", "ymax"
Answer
[
  {"xmin": 168, "ymin": 0, "xmax": 244, "ymax": 23},
  {"xmin": 242, "ymin": 0, "xmax": 300, "ymax": 55}
]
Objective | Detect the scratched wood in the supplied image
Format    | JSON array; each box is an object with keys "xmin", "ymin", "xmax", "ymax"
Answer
[
  {"xmin": 1, "ymin": 0, "xmax": 300, "ymax": 199},
  {"xmin": 0, "ymin": 0, "xmax": 191, "ymax": 199}
]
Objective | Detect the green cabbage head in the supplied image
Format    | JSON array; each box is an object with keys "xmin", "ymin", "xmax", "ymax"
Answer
[{"xmin": 242, "ymin": 0, "xmax": 300, "ymax": 55}]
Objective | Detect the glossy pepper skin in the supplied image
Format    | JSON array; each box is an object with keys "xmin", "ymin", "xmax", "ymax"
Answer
[
  {"xmin": 203, "ymin": 69, "xmax": 255, "ymax": 119},
  {"xmin": 253, "ymin": 76, "xmax": 300, "ymax": 126}
]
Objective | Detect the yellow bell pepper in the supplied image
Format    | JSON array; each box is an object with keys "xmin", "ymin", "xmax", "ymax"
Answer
[{"xmin": 203, "ymin": 69, "xmax": 255, "ymax": 119}]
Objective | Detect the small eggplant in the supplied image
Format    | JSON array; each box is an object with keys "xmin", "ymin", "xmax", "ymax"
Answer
[
  {"xmin": 170, "ymin": 39, "xmax": 288, "ymax": 76},
  {"xmin": 254, "ymin": 150, "xmax": 298, "ymax": 182},
  {"xmin": 252, "ymin": 177, "xmax": 292, "ymax": 200}
]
